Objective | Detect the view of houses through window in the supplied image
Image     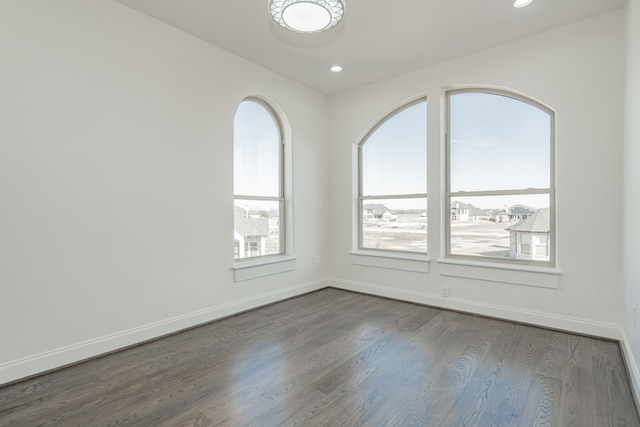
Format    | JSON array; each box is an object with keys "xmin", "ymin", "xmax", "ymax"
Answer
[
  {"xmin": 446, "ymin": 89, "xmax": 554, "ymax": 264},
  {"xmin": 233, "ymin": 90, "xmax": 552, "ymax": 266},
  {"xmin": 361, "ymin": 198, "xmax": 428, "ymax": 253},
  {"xmin": 359, "ymin": 99, "xmax": 427, "ymax": 254},
  {"xmin": 448, "ymin": 196, "xmax": 550, "ymax": 261},
  {"xmin": 233, "ymin": 99, "xmax": 284, "ymax": 260},
  {"xmin": 360, "ymin": 196, "xmax": 550, "ymax": 260},
  {"xmin": 358, "ymin": 89, "xmax": 554, "ymax": 265}
]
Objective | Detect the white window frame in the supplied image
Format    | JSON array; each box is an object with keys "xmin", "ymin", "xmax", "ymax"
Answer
[
  {"xmin": 355, "ymin": 97, "xmax": 428, "ymax": 264},
  {"xmin": 444, "ymin": 88, "xmax": 556, "ymax": 268},
  {"xmin": 233, "ymin": 96, "xmax": 295, "ymax": 281}
]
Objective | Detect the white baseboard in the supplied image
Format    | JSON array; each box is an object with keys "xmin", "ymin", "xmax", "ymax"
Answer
[
  {"xmin": 2, "ymin": 277, "xmax": 630, "ymax": 390},
  {"xmin": 328, "ymin": 278, "xmax": 622, "ymax": 340},
  {"xmin": 0, "ymin": 279, "xmax": 327, "ymax": 386},
  {"xmin": 620, "ymin": 329, "xmax": 640, "ymax": 409}
]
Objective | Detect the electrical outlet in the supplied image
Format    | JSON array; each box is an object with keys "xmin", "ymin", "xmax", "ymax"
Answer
[
  {"xmin": 441, "ymin": 286, "xmax": 450, "ymax": 298},
  {"xmin": 311, "ymin": 253, "xmax": 317, "ymax": 264}
]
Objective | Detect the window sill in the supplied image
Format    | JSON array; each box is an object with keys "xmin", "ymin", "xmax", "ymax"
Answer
[
  {"xmin": 437, "ymin": 258, "xmax": 561, "ymax": 288},
  {"xmin": 350, "ymin": 250, "xmax": 429, "ymax": 273},
  {"xmin": 233, "ymin": 255, "xmax": 296, "ymax": 282}
]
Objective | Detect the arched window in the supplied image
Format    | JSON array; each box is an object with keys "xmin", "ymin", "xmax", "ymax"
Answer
[
  {"xmin": 233, "ymin": 98, "xmax": 284, "ymax": 260},
  {"xmin": 446, "ymin": 88, "xmax": 555, "ymax": 265},
  {"xmin": 358, "ymin": 98, "xmax": 427, "ymax": 254}
]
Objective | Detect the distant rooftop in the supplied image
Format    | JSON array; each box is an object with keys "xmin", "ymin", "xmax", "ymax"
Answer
[
  {"xmin": 363, "ymin": 203, "xmax": 391, "ymax": 214},
  {"xmin": 451, "ymin": 201, "xmax": 489, "ymax": 217},
  {"xmin": 234, "ymin": 206, "xmax": 269, "ymax": 237},
  {"xmin": 509, "ymin": 205, "xmax": 536, "ymax": 216},
  {"xmin": 506, "ymin": 208, "xmax": 550, "ymax": 233}
]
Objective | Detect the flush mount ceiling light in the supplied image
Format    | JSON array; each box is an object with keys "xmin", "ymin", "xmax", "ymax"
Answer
[
  {"xmin": 269, "ymin": 0, "xmax": 345, "ymax": 33},
  {"xmin": 513, "ymin": 0, "xmax": 533, "ymax": 7}
]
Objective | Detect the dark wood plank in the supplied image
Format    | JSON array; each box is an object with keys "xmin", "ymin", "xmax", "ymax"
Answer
[
  {"xmin": 463, "ymin": 324, "xmax": 546, "ymax": 426},
  {"xmin": 592, "ymin": 339, "xmax": 640, "ymax": 426},
  {"xmin": 0, "ymin": 288, "xmax": 638, "ymax": 427},
  {"xmin": 436, "ymin": 322, "xmax": 526, "ymax": 426},
  {"xmin": 388, "ymin": 314, "xmax": 507, "ymax": 426}
]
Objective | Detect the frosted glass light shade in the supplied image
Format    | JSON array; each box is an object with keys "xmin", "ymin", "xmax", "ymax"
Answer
[
  {"xmin": 513, "ymin": 0, "xmax": 533, "ymax": 7},
  {"xmin": 269, "ymin": 0, "xmax": 344, "ymax": 33}
]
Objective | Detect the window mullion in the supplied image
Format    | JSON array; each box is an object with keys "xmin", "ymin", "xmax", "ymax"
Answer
[
  {"xmin": 361, "ymin": 193, "xmax": 427, "ymax": 200},
  {"xmin": 448, "ymin": 188, "xmax": 550, "ymax": 198},
  {"xmin": 235, "ymin": 195, "xmax": 283, "ymax": 202}
]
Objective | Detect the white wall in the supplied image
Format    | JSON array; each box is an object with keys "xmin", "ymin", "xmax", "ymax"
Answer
[
  {"xmin": 329, "ymin": 11, "xmax": 625, "ymax": 337},
  {"xmin": 0, "ymin": 0, "xmax": 329, "ymax": 384},
  {"xmin": 623, "ymin": 0, "xmax": 640, "ymax": 402}
]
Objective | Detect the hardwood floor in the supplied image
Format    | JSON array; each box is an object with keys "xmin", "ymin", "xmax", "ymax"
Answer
[{"xmin": 1, "ymin": 288, "xmax": 638, "ymax": 426}]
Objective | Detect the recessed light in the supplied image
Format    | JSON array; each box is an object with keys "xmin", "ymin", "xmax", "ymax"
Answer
[
  {"xmin": 513, "ymin": 0, "xmax": 533, "ymax": 7},
  {"xmin": 330, "ymin": 65, "xmax": 343, "ymax": 73}
]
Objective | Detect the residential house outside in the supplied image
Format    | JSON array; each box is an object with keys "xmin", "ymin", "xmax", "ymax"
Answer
[
  {"xmin": 508, "ymin": 205, "xmax": 536, "ymax": 221},
  {"xmin": 451, "ymin": 202, "xmax": 491, "ymax": 221},
  {"xmin": 363, "ymin": 204, "xmax": 397, "ymax": 221},
  {"xmin": 234, "ymin": 206, "xmax": 269, "ymax": 259},
  {"xmin": 506, "ymin": 207, "xmax": 550, "ymax": 261},
  {"xmin": 489, "ymin": 208, "xmax": 510, "ymax": 222}
]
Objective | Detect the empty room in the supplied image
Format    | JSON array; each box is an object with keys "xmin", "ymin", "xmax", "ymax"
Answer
[{"xmin": 1, "ymin": 0, "xmax": 640, "ymax": 425}]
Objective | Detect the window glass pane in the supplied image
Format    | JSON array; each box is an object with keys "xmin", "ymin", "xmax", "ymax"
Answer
[
  {"xmin": 362, "ymin": 101, "xmax": 426, "ymax": 196},
  {"xmin": 449, "ymin": 194, "xmax": 549, "ymax": 261},
  {"xmin": 234, "ymin": 100, "xmax": 281, "ymax": 197},
  {"xmin": 234, "ymin": 199, "xmax": 282, "ymax": 259},
  {"xmin": 535, "ymin": 234, "xmax": 549, "ymax": 256},
  {"xmin": 449, "ymin": 92, "xmax": 550, "ymax": 192},
  {"xmin": 520, "ymin": 233, "xmax": 531, "ymax": 255},
  {"xmin": 362, "ymin": 198, "xmax": 427, "ymax": 253}
]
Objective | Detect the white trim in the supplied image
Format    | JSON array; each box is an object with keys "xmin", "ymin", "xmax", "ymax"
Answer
[
  {"xmin": 328, "ymin": 278, "xmax": 619, "ymax": 339},
  {"xmin": 0, "ymin": 279, "xmax": 325, "ymax": 386},
  {"xmin": 438, "ymin": 258, "xmax": 561, "ymax": 288},
  {"xmin": 233, "ymin": 255, "xmax": 297, "ymax": 281},
  {"xmin": 620, "ymin": 328, "xmax": 640, "ymax": 409},
  {"xmin": 438, "ymin": 257, "xmax": 561, "ymax": 274},
  {"xmin": 351, "ymin": 250, "xmax": 429, "ymax": 273}
]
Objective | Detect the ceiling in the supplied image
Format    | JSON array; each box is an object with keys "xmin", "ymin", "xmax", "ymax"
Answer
[{"xmin": 114, "ymin": 0, "xmax": 623, "ymax": 95}]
